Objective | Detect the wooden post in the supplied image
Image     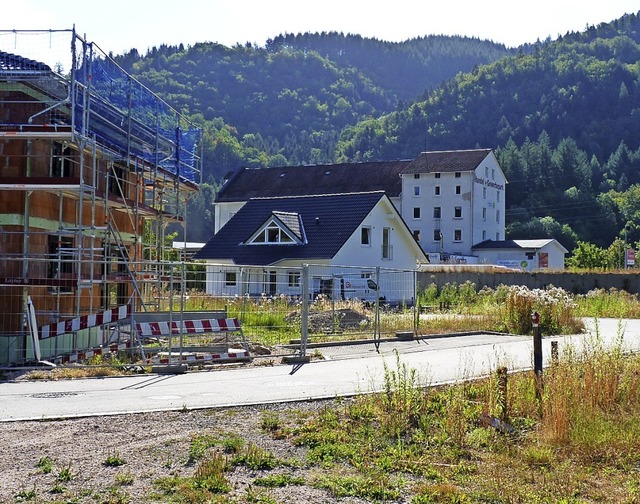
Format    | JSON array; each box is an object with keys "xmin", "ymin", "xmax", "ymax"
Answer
[{"xmin": 497, "ymin": 366, "xmax": 508, "ymax": 422}]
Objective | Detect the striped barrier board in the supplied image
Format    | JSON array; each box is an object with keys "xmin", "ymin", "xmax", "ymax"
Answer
[
  {"xmin": 39, "ymin": 304, "xmax": 132, "ymax": 340},
  {"xmin": 154, "ymin": 349, "xmax": 251, "ymax": 365},
  {"xmin": 135, "ymin": 318, "xmax": 242, "ymax": 338}
]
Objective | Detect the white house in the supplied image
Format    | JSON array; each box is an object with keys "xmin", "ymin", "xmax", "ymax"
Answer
[
  {"xmin": 472, "ymin": 239, "xmax": 568, "ymax": 270},
  {"xmin": 194, "ymin": 191, "xmax": 428, "ymax": 303},
  {"xmin": 400, "ymin": 149, "xmax": 507, "ymax": 260}
]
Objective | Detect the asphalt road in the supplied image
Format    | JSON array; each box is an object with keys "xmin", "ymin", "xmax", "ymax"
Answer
[{"xmin": 1, "ymin": 318, "xmax": 638, "ymax": 422}]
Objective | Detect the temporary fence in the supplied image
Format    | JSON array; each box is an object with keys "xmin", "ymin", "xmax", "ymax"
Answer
[{"xmin": 0, "ymin": 255, "xmax": 424, "ymax": 366}]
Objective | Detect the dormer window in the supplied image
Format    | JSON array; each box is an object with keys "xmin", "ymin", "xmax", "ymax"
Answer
[
  {"xmin": 246, "ymin": 212, "xmax": 304, "ymax": 245},
  {"xmin": 251, "ymin": 222, "xmax": 295, "ymax": 244}
]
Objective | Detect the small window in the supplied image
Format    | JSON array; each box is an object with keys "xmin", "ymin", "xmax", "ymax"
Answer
[
  {"xmin": 52, "ymin": 142, "xmax": 72, "ymax": 178},
  {"xmin": 455, "ymin": 172, "xmax": 461, "ymax": 178},
  {"xmin": 288, "ymin": 271, "xmax": 300, "ymax": 288},
  {"xmin": 412, "ymin": 230, "xmax": 421, "ymax": 241},
  {"xmin": 434, "ymin": 186, "xmax": 441, "ymax": 196},
  {"xmin": 413, "ymin": 207, "xmax": 421, "ymax": 219},
  {"xmin": 414, "ymin": 173, "xmax": 420, "ymax": 179},
  {"xmin": 225, "ymin": 272, "xmax": 237, "ymax": 287},
  {"xmin": 496, "ymin": 210, "xmax": 500, "ymax": 223},
  {"xmin": 455, "ymin": 185, "xmax": 461, "ymax": 195},
  {"xmin": 492, "ymin": 168, "xmax": 495, "ymax": 179},
  {"xmin": 435, "ymin": 172, "xmax": 441, "ymax": 179},
  {"xmin": 496, "ymin": 232, "xmax": 500, "ymax": 240},
  {"xmin": 482, "ymin": 230, "xmax": 487, "ymax": 240},
  {"xmin": 454, "ymin": 229, "xmax": 462, "ymax": 242},
  {"xmin": 433, "ymin": 229, "xmax": 442, "ymax": 241},
  {"xmin": 497, "ymin": 191, "xmax": 500, "ymax": 202},
  {"xmin": 413, "ymin": 186, "xmax": 420, "ymax": 196},
  {"xmin": 485, "ymin": 167, "xmax": 489, "ymax": 178},
  {"xmin": 361, "ymin": 226, "xmax": 371, "ymax": 246},
  {"xmin": 482, "ymin": 207, "xmax": 486, "ymax": 221},
  {"xmin": 454, "ymin": 206, "xmax": 462, "ymax": 218},
  {"xmin": 433, "ymin": 206, "xmax": 441, "ymax": 219},
  {"xmin": 483, "ymin": 187, "xmax": 487, "ymax": 199}
]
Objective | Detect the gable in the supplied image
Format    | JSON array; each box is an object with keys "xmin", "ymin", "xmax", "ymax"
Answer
[{"xmin": 245, "ymin": 212, "xmax": 305, "ymax": 245}]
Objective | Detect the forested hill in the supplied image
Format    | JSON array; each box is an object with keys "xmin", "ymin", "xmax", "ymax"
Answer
[
  {"xmin": 113, "ymin": 33, "xmax": 512, "ymax": 171},
  {"xmin": 116, "ymin": 13, "xmax": 640, "ymax": 253},
  {"xmin": 337, "ymin": 12, "xmax": 640, "ymax": 252}
]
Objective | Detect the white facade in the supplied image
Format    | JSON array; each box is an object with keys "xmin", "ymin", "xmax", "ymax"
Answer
[
  {"xmin": 473, "ymin": 239, "xmax": 568, "ymax": 271},
  {"xmin": 203, "ymin": 196, "xmax": 425, "ymax": 303},
  {"xmin": 401, "ymin": 151, "xmax": 506, "ymax": 258}
]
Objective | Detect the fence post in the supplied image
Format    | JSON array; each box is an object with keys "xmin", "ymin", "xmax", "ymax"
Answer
[
  {"xmin": 300, "ymin": 264, "xmax": 309, "ymax": 358},
  {"xmin": 374, "ymin": 266, "xmax": 381, "ymax": 351},
  {"xmin": 497, "ymin": 366, "xmax": 508, "ymax": 422},
  {"xmin": 532, "ymin": 311, "xmax": 542, "ymax": 376}
]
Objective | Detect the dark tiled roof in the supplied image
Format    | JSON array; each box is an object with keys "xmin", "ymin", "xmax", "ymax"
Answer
[
  {"xmin": 194, "ymin": 192, "xmax": 386, "ymax": 265},
  {"xmin": 0, "ymin": 51, "xmax": 51, "ymax": 74},
  {"xmin": 216, "ymin": 160, "xmax": 409, "ymax": 202},
  {"xmin": 401, "ymin": 149, "xmax": 492, "ymax": 175},
  {"xmin": 272, "ymin": 211, "xmax": 304, "ymax": 241}
]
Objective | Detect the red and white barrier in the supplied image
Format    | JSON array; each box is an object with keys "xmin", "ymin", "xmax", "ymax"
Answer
[
  {"xmin": 38, "ymin": 304, "xmax": 132, "ymax": 340},
  {"xmin": 135, "ymin": 318, "xmax": 241, "ymax": 338}
]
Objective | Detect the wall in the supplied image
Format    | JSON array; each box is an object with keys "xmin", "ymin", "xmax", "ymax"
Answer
[{"xmin": 418, "ymin": 269, "xmax": 640, "ymax": 295}]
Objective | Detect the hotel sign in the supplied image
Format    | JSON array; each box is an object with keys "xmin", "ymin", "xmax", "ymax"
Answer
[{"xmin": 474, "ymin": 176, "xmax": 504, "ymax": 191}]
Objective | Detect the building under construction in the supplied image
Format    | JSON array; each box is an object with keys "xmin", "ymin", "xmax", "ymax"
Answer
[{"xmin": 0, "ymin": 29, "xmax": 202, "ymax": 365}]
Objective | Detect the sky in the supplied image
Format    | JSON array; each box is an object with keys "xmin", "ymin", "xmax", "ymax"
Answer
[{"xmin": 5, "ymin": 0, "xmax": 640, "ymax": 57}]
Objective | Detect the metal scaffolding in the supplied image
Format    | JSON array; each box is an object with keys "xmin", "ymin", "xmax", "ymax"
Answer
[{"xmin": 0, "ymin": 29, "xmax": 202, "ymax": 365}]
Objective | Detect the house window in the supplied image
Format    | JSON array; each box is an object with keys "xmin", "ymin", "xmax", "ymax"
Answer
[
  {"xmin": 413, "ymin": 186, "xmax": 420, "ymax": 196},
  {"xmin": 414, "ymin": 173, "xmax": 420, "ymax": 179},
  {"xmin": 455, "ymin": 172, "xmax": 461, "ymax": 178},
  {"xmin": 433, "ymin": 206, "xmax": 441, "ymax": 219},
  {"xmin": 496, "ymin": 232, "xmax": 500, "ymax": 240},
  {"xmin": 382, "ymin": 227, "xmax": 392, "ymax": 260},
  {"xmin": 288, "ymin": 271, "xmax": 300, "ymax": 288},
  {"xmin": 433, "ymin": 229, "xmax": 442, "ymax": 241},
  {"xmin": 497, "ymin": 191, "xmax": 500, "ymax": 202},
  {"xmin": 434, "ymin": 186, "xmax": 441, "ymax": 196},
  {"xmin": 413, "ymin": 230, "xmax": 421, "ymax": 241},
  {"xmin": 48, "ymin": 235, "xmax": 74, "ymax": 292},
  {"xmin": 435, "ymin": 172, "xmax": 441, "ymax": 179},
  {"xmin": 454, "ymin": 229, "xmax": 462, "ymax": 242},
  {"xmin": 455, "ymin": 185, "xmax": 461, "ymax": 195},
  {"xmin": 485, "ymin": 166, "xmax": 489, "ymax": 178},
  {"xmin": 252, "ymin": 222, "xmax": 295, "ymax": 244},
  {"xmin": 361, "ymin": 226, "xmax": 372, "ymax": 246},
  {"xmin": 482, "ymin": 207, "xmax": 487, "ymax": 221},
  {"xmin": 496, "ymin": 210, "xmax": 500, "ymax": 223},
  {"xmin": 413, "ymin": 207, "xmax": 421, "ymax": 219},
  {"xmin": 454, "ymin": 206, "xmax": 462, "ymax": 218},
  {"xmin": 483, "ymin": 187, "xmax": 487, "ymax": 199},
  {"xmin": 51, "ymin": 142, "xmax": 72, "ymax": 177},
  {"xmin": 492, "ymin": 168, "xmax": 495, "ymax": 179},
  {"xmin": 482, "ymin": 230, "xmax": 487, "ymax": 240},
  {"xmin": 225, "ymin": 272, "xmax": 237, "ymax": 287}
]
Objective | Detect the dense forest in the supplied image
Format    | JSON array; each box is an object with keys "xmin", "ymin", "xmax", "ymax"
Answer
[{"xmin": 116, "ymin": 13, "xmax": 640, "ymax": 260}]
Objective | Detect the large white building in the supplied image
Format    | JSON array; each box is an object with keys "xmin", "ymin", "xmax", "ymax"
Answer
[
  {"xmin": 209, "ymin": 149, "xmax": 517, "ymax": 265},
  {"xmin": 399, "ymin": 149, "xmax": 506, "ymax": 261}
]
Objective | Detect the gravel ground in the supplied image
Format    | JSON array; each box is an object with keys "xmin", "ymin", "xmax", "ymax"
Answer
[{"xmin": 1, "ymin": 393, "xmax": 373, "ymax": 503}]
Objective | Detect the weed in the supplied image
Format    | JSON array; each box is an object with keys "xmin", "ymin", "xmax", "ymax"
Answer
[
  {"xmin": 115, "ymin": 471, "xmax": 135, "ymax": 485},
  {"xmin": 260, "ymin": 411, "xmax": 280, "ymax": 433},
  {"xmin": 253, "ymin": 473, "xmax": 305, "ymax": 487},
  {"xmin": 14, "ymin": 486, "xmax": 37, "ymax": 501},
  {"xmin": 221, "ymin": 432, "xmax": 245, "ymax": 454},
  {"xmin": 104, "ymin": 450, "xmax": 126, "ymax": 467},
  {"xmin": 233, "ymin": 443, "xmax": 281, "ymax": 470},
  {"xmin": 193, "ymin": 453, "xmax": 230, "ymax": 493},
  {"xmin": 314, "ymin": 472, "xmax": 401, "ymax": 500},
  {"xmin": 57, "ymin": 463, "xmax": 73, "ymax": 482},
  {"xmin": 35, "ymin": 455, "xmax": 53, "ymax": 474},
  {"xmin": 188, "ymin": 433, "xmax": 217, "ymax": 462}
]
